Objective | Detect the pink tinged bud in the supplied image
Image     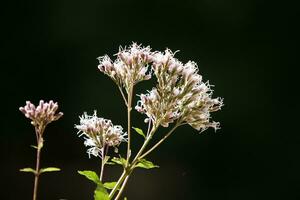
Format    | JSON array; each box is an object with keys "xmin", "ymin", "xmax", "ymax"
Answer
[
  {"xmin": 19, "ymin": 107, "xmax": 25, "ymax": 113},
  {"xmin": 98, "ymin": 65, "xmax": 104, "ymax": 72},
  {"xmin": 173, "ymin": 88, "xmax": 180, "ymax": 96},
  {"xmin": 139, "ymin": 67, "xmax": 147, "ymax": 76},
  {"xmin": 144, "ymin": 74, "xmax": 151, "ymax": 80}
]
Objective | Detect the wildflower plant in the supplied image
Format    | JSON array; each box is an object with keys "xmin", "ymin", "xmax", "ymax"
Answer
[
  {"xmin": 76, "ymin": 43, "xmax": 223, "ymax": 200},
  {"xmin": 19, "ymin": 100, "xmax": 63, "ymax": 200}
]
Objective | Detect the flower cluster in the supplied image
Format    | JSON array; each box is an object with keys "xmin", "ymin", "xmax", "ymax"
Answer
[
  {"xmin": 19, "ymin": 100, "xmax": 63, "ymax": 133},
  {"xmin": 135, "ymin": 49, "xmax": 223, "ymax": 132},
  {"xmin": 75, "ymin": 111, "xmax": 127, "ymax": 158},
  {"xmin": 97, "ymin": 43, "xmax": 153, "ymax": 92}
]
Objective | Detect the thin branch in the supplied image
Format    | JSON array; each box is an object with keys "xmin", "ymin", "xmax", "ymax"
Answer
[
  {"xmin": 109, "ymin": 170, "xmax": 127, "ymax": 199},
  {"xmin": 146, "ymin": 119, "xmax": 152, "ymax": 137},
  {"xmin": 126, "ymin": 86, "xmax": 133, "ymax": 162},
  {"xmin": 139, "ymin": 123, "xmax": 179, "ymax": 159},
  {"xmin": 33, "ymin": 127, "xmax": 44, "ymax": 200},
  {"xmin": 118, "ymin": 86, "xmax": 128, "ymax": 106},
  {"xmin": 115, "ymin": 174, "xmax": 130, "ymax": 200},
  {"xmin": 99, "ymin": 146, "xmax": 106, "ymax": 182}
]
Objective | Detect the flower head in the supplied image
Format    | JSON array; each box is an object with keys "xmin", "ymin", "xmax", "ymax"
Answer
[
  {"xmin": 98, "ymin": 43, "xmax": 153, "ymax": 92},
  {"xmin": 19, "ymin": 100, "xmax": 63, "ymax": 133},
  {"xmin": 75, "ymin": 111, "xmax": 127, "ymax": 158},
  {"xmin": 135, "ymin": 49, "xmax": 223, "ymax": 132}
]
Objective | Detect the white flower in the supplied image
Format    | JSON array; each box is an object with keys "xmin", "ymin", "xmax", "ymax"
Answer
[
  {"xmin": 75, "ymin": 111, "xmax": 127, "ymax": 158},
  {"xmin": 135, "ymin": 48, "xmax": 223, "ymax": 132}
]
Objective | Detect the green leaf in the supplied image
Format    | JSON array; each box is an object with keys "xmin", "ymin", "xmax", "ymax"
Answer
[
  {"xmin": 94, "ymin": 185, "xmax": 110, "ymax": 200},
  {"xmin": 40, "ymin": 167, "xmax": 61, "ymax": 174},
  {"xmin": 30, "ymin": 145, "xmax": 38, "ymax": 149},
  {"xmin": 105, "ymin": 161, "xmax": 115, "ymax": 165},
  {"xmin": 111, "ymin": 157, "xmax": 127, "ymax": 167},
  {"xmin": 132, "ymin": 127, "xmax": 146, "ymax": 138},
  {"xmin": 20, "ymin": 168, "xmax": 36, "ymax": 174},
  {"xmin": 124, "ymin": 197, "xmax": 127, "ymax": 200},
  {"xmin": 78, "ymin": 170, "xmax": 100, "ymax": 185},
  {"xmin": 103, "ymin": 182, "xmax": 119, "ymax": 190},
  {"xmin": 135, "ymin": 159, "xmax": 159, "ymax": 169}
]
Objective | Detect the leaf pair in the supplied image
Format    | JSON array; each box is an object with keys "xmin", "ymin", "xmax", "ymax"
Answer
[{"xmin": 20, "ymin": 167, "xmax": 60, "ymax": 175}]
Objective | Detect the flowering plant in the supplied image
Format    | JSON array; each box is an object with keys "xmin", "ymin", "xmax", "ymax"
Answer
[
  {"xmin": 76, "ymin": 43, "xmax": 223, "ymax": 200},
  {"xmin": 19, "ymin": 100, "xmax": 63, "ymax": 200},
  {"xmin": 19, "ymin": 43, "xmax": 223, "ymax": 200}
]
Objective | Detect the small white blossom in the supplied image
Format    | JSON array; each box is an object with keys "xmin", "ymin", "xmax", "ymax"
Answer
[{"xmin": 75, "ymin": 111, "xmax": 127, "ymax": 158}]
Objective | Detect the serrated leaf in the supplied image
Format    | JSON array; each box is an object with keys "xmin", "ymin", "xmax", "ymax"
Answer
[
  {"xmin": 20, "ymin": 168, "xmax": 36, "ymax": 174},
  {"xmin": 94, "ymin": 185, "xmax": 109, "ymax": 200},
  {"xmin": 40, "ymin": 167, "xmax": 61, "ymax": 173},
  {"xmin": 132, "ymin": 127, "xmax": 146, "ymax": 138},
  {"xmin": 78, "ymin": 170, "xmax": 100, "ymax": 185},
  {"xmin": 30, "ymin": 145, "xmax": 38, "ymax": 149},
  {"xmin": 103, "ymin": 182, "xmax": 119, "ymax": 190},
  {"xmin": 111, "ymin": 157, "xmax": 126, "ymax": 167},
  {"xmin": 135, "ymin": 159, "xmax": 159, "ymax": 169}
]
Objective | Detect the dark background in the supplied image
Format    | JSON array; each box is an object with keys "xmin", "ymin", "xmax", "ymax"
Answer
[{"xmin": 1, "ymin": 0, "xmax": 298, "ymax": 199}]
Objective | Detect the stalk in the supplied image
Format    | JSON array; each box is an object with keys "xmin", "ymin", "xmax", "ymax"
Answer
[
  {"xmin": 33, "ymin": 127, "xmax": 44, "ymax": 200},
  {"xmin": 115, "ymin": 175, "xmax": 130, "ymax": 200},
  {"xmin": 99, "ymin": 146, "xmax": 106, "ymax": 182},
  {"xmin": 109, "ymin": 170, "xmax": 128, "ymax": 198},
  {"xmin": 139, "ymin": 123, "xmax": 179, "ymax": 159},
  {"xmin": 126, "ymin": 86, "xmax": 134, "ymax": 162}
]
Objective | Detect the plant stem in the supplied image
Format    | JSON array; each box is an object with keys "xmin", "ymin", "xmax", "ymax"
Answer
[
  {"xmin": 33, "ymin": 145, "xmax": 41, "ymax": 200},
  {"xmin": 99, "ymin": 146, "xmax": 105, "ymax": 182},
  {"xmin": 132, "ymin": 125, "xmax": 158, "ymax": 163},
  {"xmin": 33, "ymin": 127, "xmax": 44, "ymax": 200},
  {"xmin": 139, "ymin": 123, "xmax": 179, "ymax": 160},
  {"xmin": 118, "ymin": 86, "xmax": 128, "ymax": 106},
  {"xmin": 115, "ymin": 174, "xmax": 130, "ymax": 200},
  {"xmin": 111, "ymin": 126, "xmax": 158, "ymax": 199},
  {"xmin": 109, "ymin": 170, "xmax": 128, "ymax": 198},
  {"xmin": 126, "ymin": 86, "xmax": 133, "ymax": 162}
]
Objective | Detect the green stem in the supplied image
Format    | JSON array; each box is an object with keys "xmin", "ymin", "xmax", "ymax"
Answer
[
  {"xmin": 110, "ymin": 126, "xmax": 158, "ymax": 199},
  {"xmin": 33, "ymin": 126, "xmax": 44, "ymax": 200},
  {"xmin": 126, "ymin": 86, "xmax": 133, "ymax": 162},
  {"xmin": 109, "ymin": 170, "xmax": 128, "ymax": 199},
  {"xmin": 115, "ymin": 174, "xmax": 130, "ymax": 200},
  {"xmin": 99, "ymin": 146, "xmax": 105, "ymax": 182},
  {"xmin": 139, "ymin": 123, "xmax": 179, "ymax": 160}
]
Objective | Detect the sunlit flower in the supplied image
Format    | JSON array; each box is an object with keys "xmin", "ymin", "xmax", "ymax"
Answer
[
  {"xmin": 75, "ymin": 111, "xmax": 127, "ymax": 158},
  {"xmin": 97, "ymin": 43, "xmax": 153, "ymax": 92},
  {"xmin": 135, "ymin": 49, "xmax": 223, "ymax": 132}
]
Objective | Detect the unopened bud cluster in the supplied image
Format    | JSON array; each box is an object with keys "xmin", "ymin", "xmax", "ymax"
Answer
[
  {"xmin": 19, "ymin": 100, "xmax": 63, "ymax": 133},
  {"xmin": 97, "ymin": 43, "xmax": 152, "ymax": 92},
  {"xmin": 75, "ymin": 111, "xmax": 127, "ymax": 158}
]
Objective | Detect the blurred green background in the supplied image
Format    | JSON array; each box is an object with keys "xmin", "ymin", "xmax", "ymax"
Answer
[{"xmin": 1, "ymin": 0, "xmax": 297, "ymax": 199}]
